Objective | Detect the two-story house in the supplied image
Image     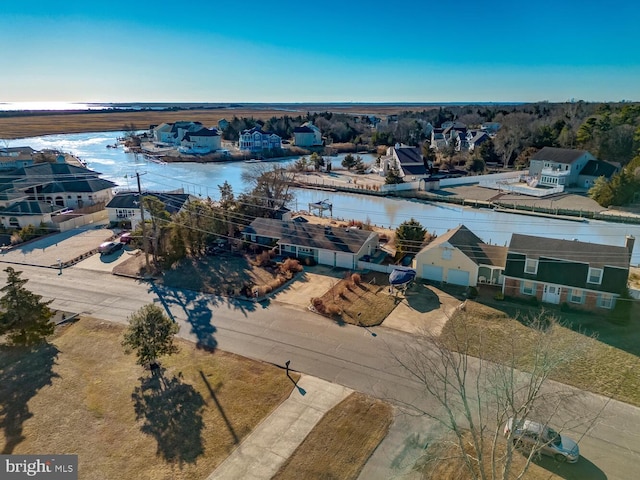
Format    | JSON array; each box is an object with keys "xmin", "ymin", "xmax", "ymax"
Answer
[
  {"xmin": 502, "ymin": 233, "xmax": 633, "ymax": 311},
  {"xmin": 380, "ymin": 144, "xmax": 428, "ymax": 180},
  {"xmin": 528, "ymin": 147, "xmax": 595, "ymax": 187},
  {"xmin": 293, "ymin": 122, "xmax": 323, "ymax": 147},
  {"xmin": 239, "ymin": 127, "xmax": 282, "ymax": 153}
]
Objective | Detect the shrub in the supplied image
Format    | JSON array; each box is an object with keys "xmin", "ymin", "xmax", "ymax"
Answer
[
  {"xmin": 467, "ymin": 286, "xmax": 478, "ymax": 299},
  {"xmin": 351, "ymin": 273, "xmax": 362, "ymax": 286},
  {"xmin": 325, "ymin": 303, "xmax": 342, "ymax": 316},
  {"xmin": 302, "ymin": 256, "xmax": 317, "ymax": 266},
  {"xmin": 255, "ymin": 250, "xmax": 271, "ymax": 266},
  {"xmin": 281, "ymin": 258, "xmax": 303, "ymax": 273},
  {"xmin": 494, "ymin": 292, "xmax": 504, "ymax": 301},
  {"xmin": 312, "ymin": 297, "xmax": 326, "ymax": 313}
]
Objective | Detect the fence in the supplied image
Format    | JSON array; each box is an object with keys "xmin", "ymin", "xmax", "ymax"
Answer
[
  {"xmin": 357, "ymin": 261, "xmax": 396, "ymax": 273},
  {"xmin": 439, "ymin": 170, "xmax": 524, "ymax": 187},
  {"xmin": 56, "ymin": 211, "xmax": 108, "ymax": 232}
]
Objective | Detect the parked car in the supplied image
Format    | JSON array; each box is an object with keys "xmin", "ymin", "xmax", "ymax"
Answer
[
  {"xmin": 119, "ymin": 232, "xmax": 132, "ymax": 244},
  {"xmin": 98, "ymin": 241, "xmax": 123, "ymax": 255},
  {"xmin": 504, "ymin": 418, "xmax": 579, "ymax": 463}
]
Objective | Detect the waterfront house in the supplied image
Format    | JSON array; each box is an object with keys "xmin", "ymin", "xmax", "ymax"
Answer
[
  {"xmin": 380, "ymin": 144, "xmax": 428, "ymax": 180},
  {"xmin": 413, "ymin": 225, "xmax": 507, "ymax": 287},
  {"xmin": 528, "ymin": 147, "xmax": 596, "ymax": 187},
  {"xmin": 0, "ymin": 147, "xmax": 67, "ymax": 170},
  {"xmin": 0, "ymin": 163, "xmax": 116, "ymax": 229},
  {"xmin": 180, "ymin": 127, "xmax": 221, "ymax": 153},
  {"xmin": 293, "ymin": 122, "xmax": 323, "ymax": 147},
  {"xmin": 239, "ymin": 127, "xmax": 282, "ymax": 153},
  {"xmin": 105, "ymin": 191, "xmax": 194, "ymax": 230},
  {"xmin": 244, "ymin": 218, "xmax": 378, "ymax": 270},
  {"xmin": 502, "ymin": 234, "xmax": 633, "ymax": 311}
]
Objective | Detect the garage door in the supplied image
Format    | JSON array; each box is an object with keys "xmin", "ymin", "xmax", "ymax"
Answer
[
  {"xmin": 447, "ymin": 269, "xmax": 470, "ymax": 286},
  {"xmin": 422, "ymin": 265, "xmax": 443, "ymax": 282},
  {"xmin": 335, "ymin": 252, "xmax": 354, "ymax": 270},
  {"xmin": 318, "ymin": 250, "xmax": 335, "ymax": 267}
]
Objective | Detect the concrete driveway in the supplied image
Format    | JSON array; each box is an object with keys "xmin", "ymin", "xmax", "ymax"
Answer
[
  {"xmin": 0, "ymin": 222, "xmax": 115, "ymax": 268},
  {"xmin": 73, "ymin": 246, "xmax": 140, "ymax": 273},
  {"xmin": 382, "ymin": 282, "xmax": 463, "ymax": 336},
  {"xmin": 274, "ymin": 265, "xmax": 344, "ymax": 310}
]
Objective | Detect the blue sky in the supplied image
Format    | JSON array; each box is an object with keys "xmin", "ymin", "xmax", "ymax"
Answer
[{"xmin": 1, "ymin": 0, "xmax": 638, "ymax": 103}]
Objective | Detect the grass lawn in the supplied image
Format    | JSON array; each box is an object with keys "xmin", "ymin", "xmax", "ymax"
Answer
[
  {"xmin": 441, "ymin": 301, "xmax": 640, "ymax": 407},
  {"xmin": 272, "ymin": 392, "xmax": 393, "ymax": 480},
  {"xmin": 0, "ymin": 317, "xmax": 296, "ymax": 480},
  {"xmin": 417, "ymin": 431, "xmax": 564, "ymax": 480},
  {"xmin": 115, "ymin": 252, "xmax": 284, "ymax": 297},
  {"xmin": 317, "ymin": 272, "xmax": 399, "ymax": 326}
]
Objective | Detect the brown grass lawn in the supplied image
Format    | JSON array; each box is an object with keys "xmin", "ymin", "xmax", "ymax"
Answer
[
  {"xmin": 0, "ymin": 317, "xmax": 296, "ymax": 480},
  {"xmin": 272, "ymin": 392, "xmax": 392, "ymax": 480},
  {"xmin": 0, "ymin": 105, "xmax": 438, "ymax": 139},
  {"xmin": 114, "ymin": 252, "xmax": 283, "ymax": 296},
  {"xmin": 318, "ymin": 273, "xmax": 399, "ymax": 326},
  {"xmin": 417, "ymin": 431, "xmax": 562, "ymax": 480},
  {"xmin": 442, "ymin": 301, "xmax": 640, "ymax": 407}
]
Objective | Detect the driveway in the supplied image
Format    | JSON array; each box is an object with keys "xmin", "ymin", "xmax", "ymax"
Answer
[
  {"xmin": 274, "ymin": 265, "xmax": 345, "ymax": 310},
  {"xmin": 0, "ymin": 222, "xmax": 115, "ymax": 268},
  {"xmin": 73, "ymin": 246, "xmax": 140, "ymax": 273},
  {"xmin": 381, "ymin": 282, "xmax": 463, "ymax": 336}
]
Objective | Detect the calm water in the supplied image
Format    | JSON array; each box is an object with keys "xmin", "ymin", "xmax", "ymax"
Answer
[{"xmin": 10, "ymin": 131, "xmax": 640, "ymax": 264}]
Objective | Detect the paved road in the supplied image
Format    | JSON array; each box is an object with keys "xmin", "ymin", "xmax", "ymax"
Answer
[{"xmin": 1, "ymin": 264, "xmax": 639, "ymax": 479}]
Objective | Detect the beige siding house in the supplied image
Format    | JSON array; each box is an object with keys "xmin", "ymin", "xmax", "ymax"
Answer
[{"xmin": 413, "ymin": 225, "xmax": 506, "ymax": 287}]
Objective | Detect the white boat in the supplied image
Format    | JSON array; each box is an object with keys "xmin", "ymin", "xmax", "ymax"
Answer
[{"xmin": 244, "ymin": 159, "xmax": 262, "ymax": 163}]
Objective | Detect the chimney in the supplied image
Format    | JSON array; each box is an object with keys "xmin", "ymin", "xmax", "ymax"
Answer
[{"xmin": 625, "ymin": 235, "xmax": 635, "ymax": 258}]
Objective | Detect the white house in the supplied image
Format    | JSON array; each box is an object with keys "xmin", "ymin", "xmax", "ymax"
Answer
[
  {"xmin": 180, "ymin": 127, "xmax": 221, "ymax": 153},
  {"xmin": 380, "ymin": 144, "xmax": 428, "ymax": 179},
  {"xmin": 293, "ymin": 122, "xmax": 322, "ymax": 147},
  {"xmin": 244, "ymin": 218, "xmax": 379, "ymax": 270},
  {"xmin": 528, "ymin": 147, "xmax": 595, "ymax": 187},
  {"xmin": 239, "ymin": 127, "xmax": 282, "ymax": 152},
  {"xmin": 105, "ymin": 191, "xmax": 195, "ymax": 229}
]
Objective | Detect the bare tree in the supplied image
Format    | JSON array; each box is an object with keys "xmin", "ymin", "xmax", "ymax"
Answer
[
  {"xmin": 391, "ymin": 309, "xmax": 605, "ymax": 480},
  {"xmin": 241, "ymin": 163, "xmax": 294, "ymax": 212}
]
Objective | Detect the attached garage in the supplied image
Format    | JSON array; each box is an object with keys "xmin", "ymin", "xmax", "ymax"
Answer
[
  {"xmin": 447, "ymin": 269, "xmax": 470, "ymax": 286},
  {"xmin": 318, "ymin": 250, "xmax": 335, "ymax": 266},
  {"xmin": 335, "ymin": 252, "xmax": 354, "ymax": 269},
  {"xmin": 422, "ymin": 265, "xmax": 443, "ymax": 282}
]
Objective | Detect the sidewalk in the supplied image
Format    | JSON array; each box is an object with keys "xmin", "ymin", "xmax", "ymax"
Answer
[{"xmin": 207, "ymin": 375, "xmax": 352, "ymax": 480}]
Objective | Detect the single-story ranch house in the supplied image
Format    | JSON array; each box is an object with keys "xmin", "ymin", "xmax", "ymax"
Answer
[{"xmin": 244, "ymin": 217, "xmax": 378, "ymax": 270}]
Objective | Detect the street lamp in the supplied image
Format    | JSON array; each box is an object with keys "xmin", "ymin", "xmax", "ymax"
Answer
[{"xmin": 57, "ymin": 258, "xmax": 62, "ymax": 275}]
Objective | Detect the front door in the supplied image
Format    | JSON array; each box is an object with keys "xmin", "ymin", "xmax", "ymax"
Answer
[{"xmin": 542, "ymin": 285, "xmax": 561, "ymax": 304}]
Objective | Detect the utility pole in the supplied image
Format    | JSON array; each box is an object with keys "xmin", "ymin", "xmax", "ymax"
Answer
[{"xmin": 136, "ymin": 172, "xmax": 150, "ymax": 272}]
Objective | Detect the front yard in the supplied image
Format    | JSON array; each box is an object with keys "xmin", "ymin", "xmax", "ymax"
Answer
[{"xmin": 0, "ymin": 318, "xmax": 296, "ymax": 479}]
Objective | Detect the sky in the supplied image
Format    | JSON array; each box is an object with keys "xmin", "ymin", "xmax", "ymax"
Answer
[{"xmin": 1, "ymin": 0, "xmax": 639, "ymax": 104}]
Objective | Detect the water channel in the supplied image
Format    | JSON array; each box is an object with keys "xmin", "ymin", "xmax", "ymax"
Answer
[{"xmin": 12, "ymin": 131, "xmax": 640, "ymax": 265}]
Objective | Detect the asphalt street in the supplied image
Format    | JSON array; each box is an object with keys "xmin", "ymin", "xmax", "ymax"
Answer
[{"xmin": 1, "ymin": 264, "xmax": 639, "ymax": 479}]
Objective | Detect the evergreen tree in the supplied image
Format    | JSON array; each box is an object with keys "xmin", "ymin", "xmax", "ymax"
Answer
[
  {"xmin": 122, "ymin": 304, "xmax": 179, "ymax": 367},
  {"xmin": 395, "ymin": 218, "xmax": 427, "ymax": 254},
  {"xmin": 0, "ymin": 267, "xmax": 54, "ymax": 346}
]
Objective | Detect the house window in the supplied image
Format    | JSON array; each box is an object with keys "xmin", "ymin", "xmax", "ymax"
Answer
[
  {"xmin": 442, "ymin": 248, "xmax": 452, "ymax": 260},
  {"xmin": 569, "ymin": 289, "xmax": 584, "ymax": 304},
  {"xmin": 521, "ymin": 281, "xmax": 536, "ymax": 296},
  {"xmin": 524, "ymin": 258, "xmax": 538, "ymax": 274},
  {"xmin": 587, "ymin": 267, "xmax": 603, "ymax": 284},
  {"xmin": 597, "ymin": 294, "xmax": 614, "ymax": 309}
]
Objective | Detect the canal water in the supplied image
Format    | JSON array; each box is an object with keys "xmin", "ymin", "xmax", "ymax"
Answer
[{"xmin": 11, "ymin": 131, "xmax": 640, "ymax": 264}]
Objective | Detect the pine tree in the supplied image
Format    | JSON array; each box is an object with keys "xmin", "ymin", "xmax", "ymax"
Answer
[
  {"xmin": 0, "ymin": 267, "xmax": 54, "ymax": 346},
  {"xmin": 122, "ymin": 304, "xmax": 179, "ymax": 367}
]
